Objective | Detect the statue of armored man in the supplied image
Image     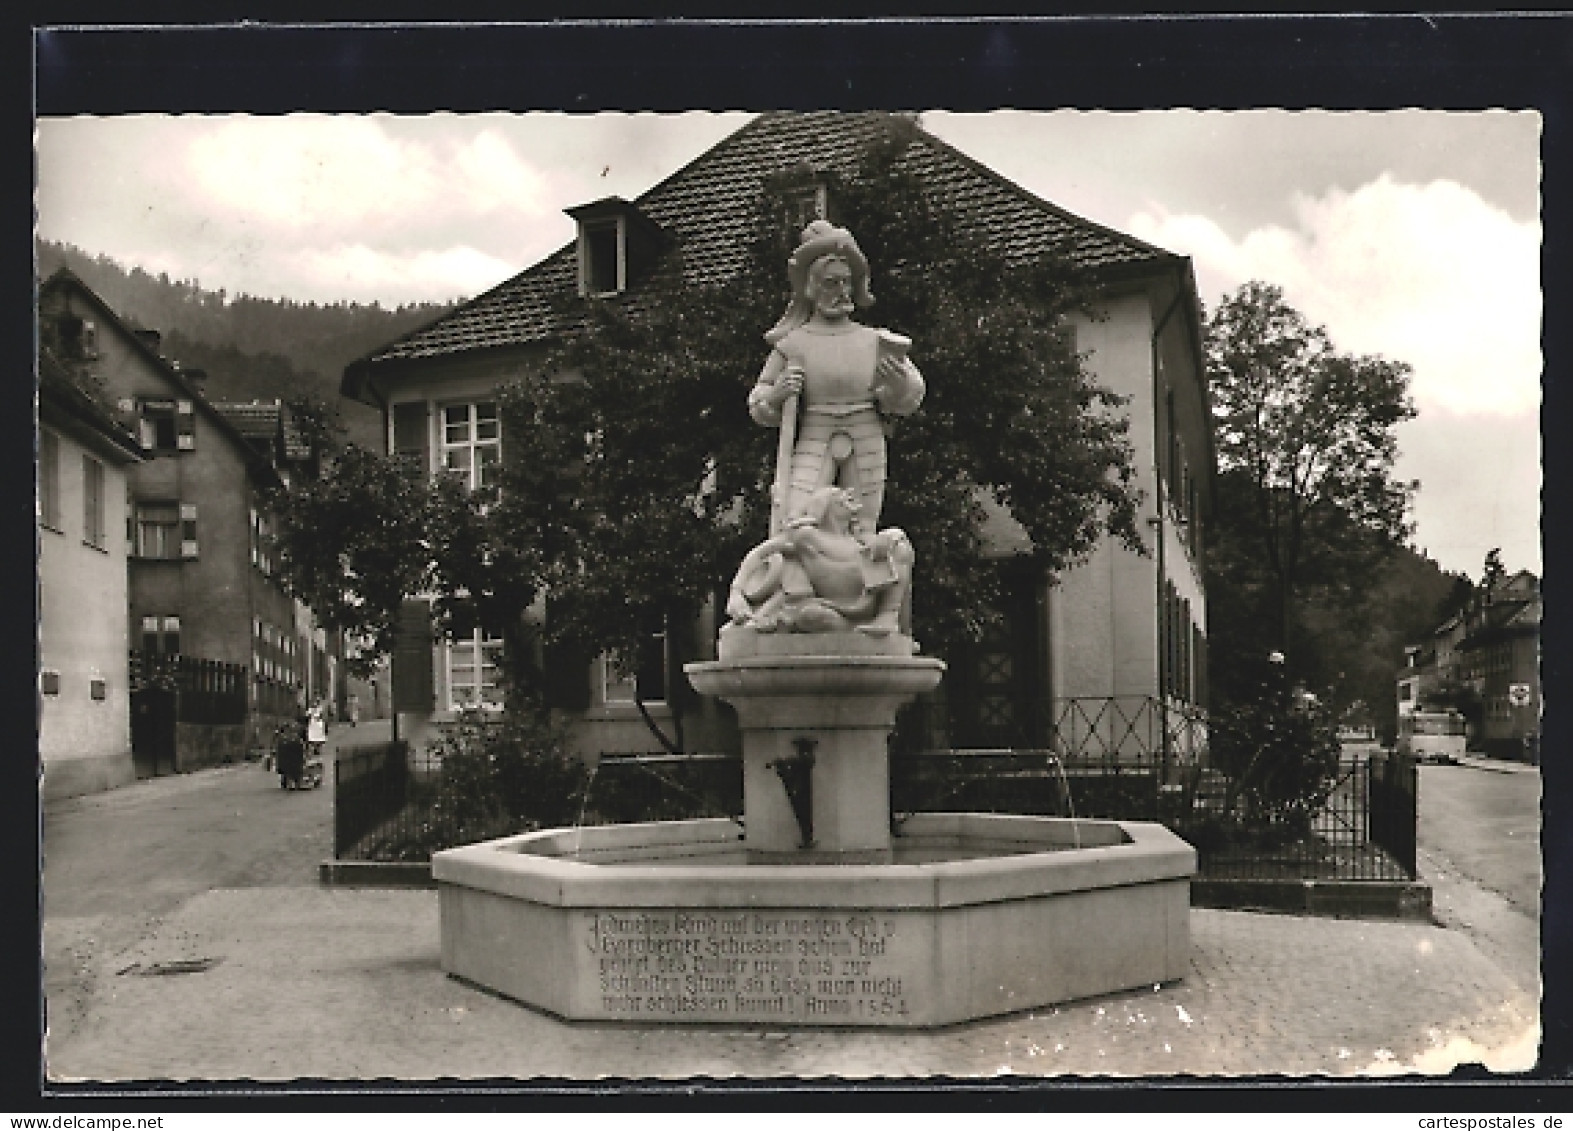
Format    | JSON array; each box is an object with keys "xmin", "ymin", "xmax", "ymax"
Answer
[{"xmin": 726, "ymin": 220, "xmax": 925, "ymax": 641}]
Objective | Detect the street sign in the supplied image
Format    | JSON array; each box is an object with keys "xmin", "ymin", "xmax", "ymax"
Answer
[{"xmin": 1508, "ymin": 683, "xmax": 1533, "ymax": 708}]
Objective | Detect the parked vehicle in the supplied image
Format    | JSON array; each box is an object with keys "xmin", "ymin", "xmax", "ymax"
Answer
[{"xmin": 1397, "ymin": 710, "xmax": 1467, "ymax": 764}]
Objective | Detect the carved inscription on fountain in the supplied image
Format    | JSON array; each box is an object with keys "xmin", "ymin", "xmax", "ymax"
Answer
[{"xmin": 580, "ymin": 909, "xmax": 917, "ymax": 1022}]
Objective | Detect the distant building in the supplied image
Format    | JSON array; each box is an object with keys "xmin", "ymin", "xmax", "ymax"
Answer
[
  {"xmin": 343, "ymin": 112, "xmax": 1214, "ymax": 766},
  {"xmin": 39, "ymin": 269, "xmax": 338, "ymax": 771},
  {"xmin": 37, "ymin": 355, "xmax": 145, "ymax": 799},
  {"xmin": 1398, "ymin": 570, "xmax": 1540, "ymax": 761}
]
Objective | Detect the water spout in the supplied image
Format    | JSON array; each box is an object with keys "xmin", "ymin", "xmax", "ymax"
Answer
[
  {"xmin": 1045, "ymin": 754, "xmax": 1081, "ymax": 851},
  {"xmin": 569, "ymin": 759, "xmax": 601, "ymax": 860}
]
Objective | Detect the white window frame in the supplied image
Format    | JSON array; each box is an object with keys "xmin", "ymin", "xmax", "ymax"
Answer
[
  {"xmin": 82, "ymin": 455, "xmax": 105, "ymax": 549},
  {"xmin": 446, "ymin": 629, "xmax": 505, "ymax": 711},
  {"xmin": 140, "ymin": 614, "xmax": 181, "ymax": 656},
  {"xmin": 578, "ymin": 217, "xmax": 625, "ymax": 297},
  {"xmin": 134, "ymin": 501, "xmax": 182, "ymax": 560},
  {"xmin": 439, "ymin": 401, "xmax": 501, "ymax": 492},
  {"xmin": 597, "ymin": 617, "xmax": 668, "ymax": 709},
  {"xmin": 39, "ymin": 427, "xmax": 61, "ymax": 531}
]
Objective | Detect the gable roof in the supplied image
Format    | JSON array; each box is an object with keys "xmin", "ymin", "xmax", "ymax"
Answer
[
  {"xmin": 38, "ymin": 353, "xmax": 145, "ymax": 465},
  {"xmin": 39, "ymin": 268, "xmax": 283, "ymax": 491},
  {"xmin": 344, "ymin": 111, "xmax": 1186, "ymax": 395}
]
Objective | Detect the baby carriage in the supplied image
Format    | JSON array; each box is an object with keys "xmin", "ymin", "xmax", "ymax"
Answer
[{"xmin": 273, "ymin": 721, "xmax": 323, "ymax": 790}]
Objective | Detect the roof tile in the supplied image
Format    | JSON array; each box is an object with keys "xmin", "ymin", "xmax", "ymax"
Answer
[{"xmin": 360, "ymin": 111, "xmax": 1170, "ymax": 369}]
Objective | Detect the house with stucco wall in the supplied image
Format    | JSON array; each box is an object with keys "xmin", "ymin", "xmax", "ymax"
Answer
[
  {"xmin": 342, "ymin": 111, "xmax": 1215, "ymax": 767},
  {"xmin": 39, "ymin": 269, "xmax": 336, "ymax": 769},
  {"xmin": 37, "ymin": 355, "xmax": 145, "ymax": 799}
]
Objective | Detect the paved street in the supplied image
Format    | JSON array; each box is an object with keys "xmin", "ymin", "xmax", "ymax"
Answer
[
  {"xmin": 1415, "ymin": 760, "xmax": 1543, "ymax": 1008},
  {"xmin": 41, "ymin": 743, "xmax": 1544, "ymax": 1084},
  {"xmin": 1419, "ymin": 762, "xmax": 1541, "ymax": 918},
  {"xmin": 42, "ymin": 723, "xmax": 381, "ymax": 1054}
]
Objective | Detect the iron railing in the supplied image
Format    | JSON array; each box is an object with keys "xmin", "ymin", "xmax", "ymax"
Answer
[
  {"xmin": 333, "ymin": 744, "xmax": 745, "ymax": 862},
  {"xmin": 1170, "ymin": 752, "xmax": 1417, "ymax": 881},
  {"xmin": 1367, "ymin": 750, "xmax": 1418, "ymax": 877},
  {"xmin": 893, "ymin": 694, "xmax": 1208, "ymax": 770},
  {"xmin": 328, "ymin": 699, "xmax": 1415, "ymax": 881},
  {"xmin": 333, "ymin": 741, "xmax": 410, "ymax": 857}
]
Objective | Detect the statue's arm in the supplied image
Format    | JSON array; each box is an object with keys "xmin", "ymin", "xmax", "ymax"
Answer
[
  {"xmin": 875, "ymin": 355, "xmax": 925, "ymax": 417},
  {"xmin": 748, "ymin": 349, "xmax": 790, "ymax": 427}
]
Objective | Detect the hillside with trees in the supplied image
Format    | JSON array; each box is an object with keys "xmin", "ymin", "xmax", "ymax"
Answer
[{"xmin": 36, "ymin": 239, "xmax": 455, "ymax": 448}]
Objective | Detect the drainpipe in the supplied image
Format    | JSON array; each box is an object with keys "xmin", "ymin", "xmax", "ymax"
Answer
[{"xmin": 1151, "ymin": 283, "xmax": 1185, "ymax": 785}]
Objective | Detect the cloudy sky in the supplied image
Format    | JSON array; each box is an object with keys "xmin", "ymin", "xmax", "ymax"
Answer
[{"xmin": 34, "ymin": 110, "xmax": 1541, "ymax": 580}]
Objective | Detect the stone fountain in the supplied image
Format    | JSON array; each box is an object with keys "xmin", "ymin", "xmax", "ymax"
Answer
[{"xmin": 433, "ymin": 220, "xmax": 1194, "ymax": 1027}]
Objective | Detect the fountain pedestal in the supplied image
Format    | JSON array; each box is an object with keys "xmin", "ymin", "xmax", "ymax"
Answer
[
  {"xmin": 432, "ymin": 622, "xmax": 1194, "ymax": 1027},
  {"xmin": 687, "ymin": 627, "xmax": 943, "ymax": 858}
]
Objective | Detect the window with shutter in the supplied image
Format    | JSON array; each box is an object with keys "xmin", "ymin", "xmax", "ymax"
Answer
[
  {"xmin": 176, "ymin": 400, "xmax": 196, "ymax": 450},
  {"xmin": 39, "ymin": 428, "xmax": 61, "ymax": 531},
  {"xmin": 392, "ymin": 401, "xmax": 431, "ymax": 479},
  {"xmin": 135, "ymin": 502, "xmax": 181, "ymax": 559},
  {"xmin": 82, "ymin": 456, "xmax": 105, "ymax": 549},
  {"xmin": 180, "ymin": 502, "xmax": 199, "ymax": 558},
  {"xmin": 138, "ymin": 400, "xmax": 179, "ymax": 453}
]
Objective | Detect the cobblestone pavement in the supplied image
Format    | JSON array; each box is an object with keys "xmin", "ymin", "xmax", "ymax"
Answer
[{"xmin": 46, "ymin": 887, "xmax": 1539, "ymax": 1084}]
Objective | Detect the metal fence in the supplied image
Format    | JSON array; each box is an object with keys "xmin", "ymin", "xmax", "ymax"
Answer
[
  {"xmin": 328, "ymin": 699, "xmax": 1415, "ymax": 881},
  {"xmin": 333, "ymin": 744, "xmax": 746, "ymax": 862},
  {"xmin": 129, "ymin": 651, "xmax": 248, "ymax": 725},
  {"xmin": 333, "ymin": 741, "xmax": 410, "ymax": 857},
  {"xmin": 894, "ymin": 694, "xmax": 1208, "ymax": 773},
  {"xmin": 1170, "ymin": 752, "xmax": 1417, "ymax": 881}
]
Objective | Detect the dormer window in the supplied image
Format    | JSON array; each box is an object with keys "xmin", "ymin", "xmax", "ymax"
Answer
[
  {"xmin": 789, "ymin": 182, "xmax": 830, "ymax": 232},
  {"xmin": 567, "ymin": 197, "xmax": 666, "ymax": 299},
  {"xmin": 581, "ymin": 219, "xmax": 624, "ymax": 296}
]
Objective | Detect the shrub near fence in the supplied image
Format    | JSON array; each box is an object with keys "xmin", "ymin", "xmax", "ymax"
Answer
[{"xmin": 333, "ymin": 714, "xmax": 594, "ymax": 862}]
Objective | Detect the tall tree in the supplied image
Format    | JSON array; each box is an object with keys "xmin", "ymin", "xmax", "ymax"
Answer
[
  {"xmin": 1205, "ymin": 281, "xmax": 1417, "ymax": 694},
  {"xmin": 537, "ymin": 119, "xmax": 1142, "ymax": 675},
  {"xmin": 1480, "ymin": 547, "xmax": 1507, "ymax": 596},
  {"xmin": 268, "ymin": 444, "xmax": 433, "ymax": 678},
  {"xmin": 270, "ymin": 121, "xmax": 1145, "ymax": 728}
]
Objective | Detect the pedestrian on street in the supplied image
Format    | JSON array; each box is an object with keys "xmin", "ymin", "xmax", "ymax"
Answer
[
  {"xmin": 275, "ymin": 717, "xmax": 306, "ymax": 791},
  {"xmin": 306, "ymin": 703, "xmax": 327, "ymax": 760}
]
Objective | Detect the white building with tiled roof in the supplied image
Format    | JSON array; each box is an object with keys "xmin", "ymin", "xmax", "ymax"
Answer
[{"xmin": 344, "ymin": 111, "xmax": 1215, "ymax": 767}]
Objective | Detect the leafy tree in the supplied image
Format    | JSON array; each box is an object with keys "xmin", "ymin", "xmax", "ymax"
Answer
[
  {"xmin": 1434, "ymin": 571, "xmax": 1477, "ymax": 626},
  {"xmin": 1204, "ymin": 281, "xmax": 1417, "ymax": 700},
  {"xmin": 1481, "ymin": 546, "xmax": 1507, "ymax": 596},
  {"xmin": 270, "ymin": 121, "xmax": 1145, "ymax": 737},
  {"xmin": 537, "ymin": 118, "xmax": 1143, "ymax": 678},
  {"xmin": 268, "ymin": 444, "xmax": 432, "ymax": 679}
]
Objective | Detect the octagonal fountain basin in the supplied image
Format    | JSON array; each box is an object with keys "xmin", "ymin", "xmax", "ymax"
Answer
[{"xmin": 433, "ymin": 812, "xmax": 1195, "ymax": 1028}]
